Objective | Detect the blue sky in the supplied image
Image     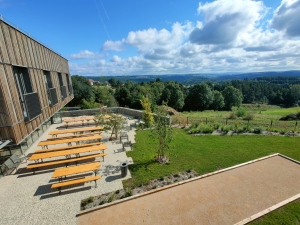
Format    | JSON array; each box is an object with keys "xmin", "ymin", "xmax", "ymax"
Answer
[{"xmin": 1, "ymin": 0, "xmax": 300, "ymax": 76}]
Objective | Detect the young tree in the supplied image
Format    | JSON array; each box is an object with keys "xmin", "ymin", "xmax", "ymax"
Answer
[
  {"xmin": 140, "ymin": 96, "xmax": 154, "ymax": 127},
  {"xmin": 151, "ymin": 106, "xmax": 173, "ymax": 164},
  {"xmin": 94, "ymin": 110, "xmax": 127, "ymax": 140}
]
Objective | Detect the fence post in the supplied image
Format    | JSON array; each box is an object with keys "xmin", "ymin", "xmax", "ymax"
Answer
[
  {"xmin": 226, "ymin": 118, "xmax": 227, "ymax": 125},
  {"xmin": 187, "ymin": 117, "xmax": 188, "ymax": 126}
]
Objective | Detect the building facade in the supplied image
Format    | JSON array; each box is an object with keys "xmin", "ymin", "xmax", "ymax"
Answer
[{"xmin": 0, "ymin": 17, "xmax": 73, "ymax": 161}]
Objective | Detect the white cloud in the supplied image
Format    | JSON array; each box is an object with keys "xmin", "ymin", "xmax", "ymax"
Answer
[
  {"xmin": 270, "ymin": 0, "xmax": 300, "ymax": 37},
  {"xmin": 110, "ymin": 55, "xmax": 122, "ymax": 62},
  {"xmin": 102, "ymin": 40, "xmax": 125, "ymax": 51},
  {"xmin": 70, "ymin": 50, "xmax": 108, "ymax": 59},
  {"xmin": 189, "ymin": 0, "xmax": 267, "ymax": 45},
  {"xmin": 70, "ymin": 0, "xmax": 300, "ymax": 76}
]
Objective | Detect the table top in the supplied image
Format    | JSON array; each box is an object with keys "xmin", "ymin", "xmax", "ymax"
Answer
[
  {"xmin": 49, "ymin": 126, "xmax": 103, "ymax": 136},
  {"xmin": 29, "ymin": 144, "xmax": 107, "ymax": 161},
  {"xmin": 52, "ymin": 162, "xmax": 101, "ymax": 178},
  {"xmin": 64, "ymin": 117, "xmax": 95, "ymax": 123},
  {"xmin": 38, "ymin": 135, "xmax": 103, "ymax": 147}
]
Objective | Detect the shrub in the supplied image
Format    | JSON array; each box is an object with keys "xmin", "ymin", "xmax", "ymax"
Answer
[
  {"xmin": 107, "ymin": 194, "xmax": 115, "ymax": 203},
  {"xmin": 201, "ymin": 125, "xmax": 214, "ymax": 134},
  {"xmin": 236, "ymin": 108, "xmax": 246, "ymax": 117},
  {"xmin": 223, "ymin": 125, "xmax": 232, "ymax": 133},
  {"xmin": 87, "ymin": 196, "xmax": 94, "ymax": 203},
  {"xmin": 213, "ymin": 123, "xmax": 221, "ymax": 130},
  {"xmin": 192, "ymin": 122, "xmax": 200, "ymax": 128},
  {"xmin": 228, "ymin": 113, "xmax": 237, "ymax": 119},
  {"xmin": 253, "ymin": 126, "xmax": 264, "ymax": 134},
  {"xmin": 280, "ymin": 130, "xmax": 286, "ymax": 135},
  {"xmin": 243, "ymin": 113, "xmax": 255, "ymax": 121}
]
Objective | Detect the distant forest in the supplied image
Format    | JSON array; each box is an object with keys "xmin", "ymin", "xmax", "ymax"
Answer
[{"xmin": 70, "ymin": 73, "xmax": 300, "ymax": 111}]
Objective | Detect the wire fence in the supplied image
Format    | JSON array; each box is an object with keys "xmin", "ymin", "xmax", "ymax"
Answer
[{"xmin": 172, "ymin": 116, "xmax": 299, "ymax": 132}]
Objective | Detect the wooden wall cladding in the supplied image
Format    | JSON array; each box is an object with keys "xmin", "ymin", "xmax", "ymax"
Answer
[{"xmin": 0, "ymin": 20, "xmax": 73, "ymax": 144}]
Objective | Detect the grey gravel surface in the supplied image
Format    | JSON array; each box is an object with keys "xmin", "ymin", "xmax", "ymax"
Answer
[{"xmin": 0, "ymin": 117, "xmax": 136, "ymax": 225}]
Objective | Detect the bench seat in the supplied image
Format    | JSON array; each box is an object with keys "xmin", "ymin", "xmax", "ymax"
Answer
[
  {"xmin": 35, "ymin": 142, "xmax": 103, "ymax": 153},
  {"xmin": 52, "ymin": 175, "xmax": 101, "ymax": 194},
  {"xmin": 27, "ymin": 153, "xmax": 107, "ymax": 174},
  {"xmin": 47, "ymin": 132, "xmax": 102, "ymax": 141}
]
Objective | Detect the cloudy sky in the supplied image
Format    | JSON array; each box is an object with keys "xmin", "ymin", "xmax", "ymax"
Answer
[{"xmin": 1, "ymin": 0, "xmax": 300, "ymax": 76}]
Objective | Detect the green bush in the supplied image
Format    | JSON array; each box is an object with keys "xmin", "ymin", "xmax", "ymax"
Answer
[
  {"xmin": 228, "ymin": 113, "xmax": 237, "ymax": 119},
  {"xmin": 243, "ymin": 113, "xmax": 255, "ymax": 121},
  {"xmin": 201, "ymin": 125, "xmax": 214, "ymax": 134},
  {"xmin": 236, "ymin": 108, "xmax": 246, "ymax": 117},
  {"xmin": 192, "ymin": 122, "xmax": 200, "ymax": 128},
  {"xmin": 253, "ymin": 126, "xmax": 264, "ymax": 134}
]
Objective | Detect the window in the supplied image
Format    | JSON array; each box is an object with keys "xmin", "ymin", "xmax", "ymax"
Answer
[
  {"xmin": 57, "ymin": 73, "xmax": 67, "ymax": 99},
  {"xmin": 44, "ymin": 71, "xmax": 58, "ymax": 106},
  {"xmin": 13, "ymin": 66, "xmax": 41, "ymax": 121},
  {"xmin": 66, "ymin": 74, "xmax": 72, "ymax": 95}
]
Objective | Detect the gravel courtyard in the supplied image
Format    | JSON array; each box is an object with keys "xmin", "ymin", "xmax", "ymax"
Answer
[{"xmin": 0, "ymin": 117, "xmax": 136, "ymax": 225}]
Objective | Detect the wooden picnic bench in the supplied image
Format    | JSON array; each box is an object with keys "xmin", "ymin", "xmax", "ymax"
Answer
[
  {"xmin": 52, "ymin": 162, "xmax": 101, "ymax": 179},
  {"xmin": 27, "ymin": 153, "xmax": 107, "ymax": 174},
  {"xmin": 52, "ymin": 175, "xmax": 101, "ymax": 194},
  {"xmin": 35, "ymin": 142, "xmax": 103, "ymax": 153},
  {"xmin": 38, "ymin": 135, "xmax": 103, "ymax": 148},
  {"xmin": 49, "ymin": 126, "xmax": 103, "ymax": 137},
  {"xmin": 29, "ymin": 144, "xmax": 107, "ymax": 162},
  {"xmin": 46, "ymin": 132, "xmax": 102, "ymax": 141},
  {"xmin": 63, "ymin": 117, "xmax": 95, "ymax": 127},
  {"xmin": 51, "ymin": 162, "xmax": 101, "ymax": 194}
]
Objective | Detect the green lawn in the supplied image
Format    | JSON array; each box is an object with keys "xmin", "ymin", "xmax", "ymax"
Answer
[{"xmin": 124, "ymin": 128, "xmax": 300, "ymax": 223}]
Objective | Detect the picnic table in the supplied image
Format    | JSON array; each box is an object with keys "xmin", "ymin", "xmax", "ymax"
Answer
[
  {"xmin": 49, "ymin": 126, "xmax": 103, "ymax": 137},
  {"xmin": 52, "ymin": 162, "xmax": 101, "ymax": 181},
  {"xmin": 38, "ymin": 135, "xmax": 103, "ymax": 149},
  {"xmin": 63, "ymin": 117, "xmax": 95, "ymax": 127},
  {"xmin": 29, "ymin": 144, "xmax": 107, "ymax": 162}
]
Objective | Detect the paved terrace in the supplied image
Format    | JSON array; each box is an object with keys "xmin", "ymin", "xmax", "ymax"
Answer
[
  {"xmin": 0, "ymin": 117, "xmax": 136, "ymax": 225},
  {"xmin": 78, "ymin": 154, "xmax": 300, "ymax": 225}
]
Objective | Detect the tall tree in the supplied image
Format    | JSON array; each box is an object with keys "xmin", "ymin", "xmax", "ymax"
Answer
[
  {"xmin": 211, "ymin": 90, "xmax": 225, "ymax": 110},
  {"xmin": 222, "ymin": 86, "xmax": 243, "ymax": 110},
  {"xmin": 290, "ymin": 84, "xmax": 300, "ymax": 106},
  {"xmin": 160, "ymin": 82, "xmax": 185, "ymax": 111},
  {"xmin": 69, "ymin": 75, "xmax": 94, "ymax": 106},
  {"xmin": 184, "ymin": 83, "xmax": 213, "ymax": 111}
]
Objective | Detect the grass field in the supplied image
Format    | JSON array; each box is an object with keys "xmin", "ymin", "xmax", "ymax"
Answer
[
  {"xmin": 124, "ymin": 128, "xmax": 300, "ymax": 224},
  {"xmin": 172, "ymin": 104, "xmax": 300, "ymax": 132}
]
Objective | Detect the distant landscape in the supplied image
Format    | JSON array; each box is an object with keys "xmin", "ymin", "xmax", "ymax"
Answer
[{"xmin": 84, "ymin": 70, "xmax": 300, "ymax": 84}]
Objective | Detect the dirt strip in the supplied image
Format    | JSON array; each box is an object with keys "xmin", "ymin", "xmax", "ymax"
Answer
[{"xmin": 77, "ymin": 155, "xmax": 300, "ymax": 225}]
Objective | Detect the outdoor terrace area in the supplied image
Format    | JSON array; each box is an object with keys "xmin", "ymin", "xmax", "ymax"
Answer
[{"xmin": 0, "ymin": 113, "xmax": 137, "ymax": 224}]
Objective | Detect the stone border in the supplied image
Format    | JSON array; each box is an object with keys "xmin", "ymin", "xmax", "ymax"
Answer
[{"xmin": 77, "ymin": 153, "xmax": 281, "ymax": 217}]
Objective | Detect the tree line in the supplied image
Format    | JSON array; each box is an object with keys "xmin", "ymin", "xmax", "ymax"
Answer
[{"xmin": 68, "ymin": 75, "xmax": 300, "ymax": 111}]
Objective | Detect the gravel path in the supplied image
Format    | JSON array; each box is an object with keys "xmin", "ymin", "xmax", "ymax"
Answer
[
  {"xmin": 0, "ymin": 117, "xmax": 136, "ymax": 225},
  {"xmin": 78, "ymin": 154, "xmax": 300, "ymax": 225}
]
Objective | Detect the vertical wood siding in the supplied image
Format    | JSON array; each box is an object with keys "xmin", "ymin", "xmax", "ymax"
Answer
[{"xmin": 0, "ymin": 20, "xmax": 73, "ymax": 144}]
